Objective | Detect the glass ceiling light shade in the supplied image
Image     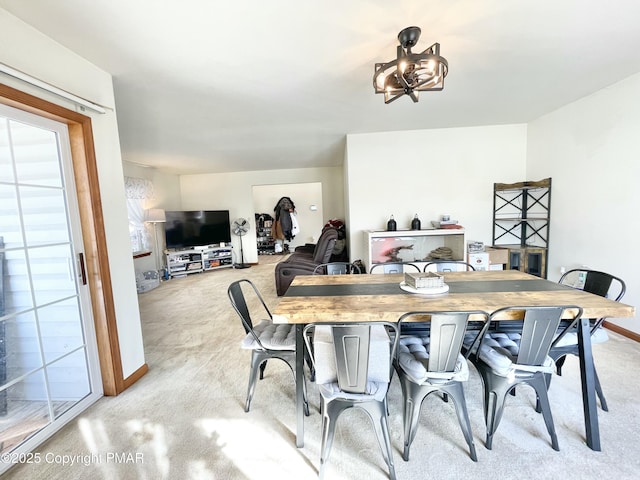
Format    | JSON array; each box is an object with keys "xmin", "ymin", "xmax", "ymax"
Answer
[{"xmin": 373, "ymin": 26, "xmax": 448, "ymax": 104}]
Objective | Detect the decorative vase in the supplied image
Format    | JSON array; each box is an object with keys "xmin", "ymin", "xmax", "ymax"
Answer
[
  {"xmin": 386, "ymin": 215, "xmax": 397, "ymax": 231},
  {"xmin": 411, "ymin": 214, "xmax": 421, "ymax": 230}
]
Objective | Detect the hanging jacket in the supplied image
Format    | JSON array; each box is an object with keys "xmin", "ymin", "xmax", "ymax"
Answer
[{"xmin": 274, "ymin": 196, "xmax": 296, "ymax": 241}]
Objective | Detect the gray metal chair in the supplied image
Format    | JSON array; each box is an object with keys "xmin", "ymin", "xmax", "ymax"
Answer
[
  {"xmin": 468, "ymin": 305, "xmax": 582, "ymax": 450},
  {"xmin": 423, "ymin": 260, "xmax": 476, "ymax": 272},
  {"xmin": 304, "ymin": 322, "xmax": 399, "ymax": 480},
  {"xmin": 550, "ymin": 269, "xmax": 626, "ymax": 411},
  {"xmin": 228, "ymin": 279, "xmax": 308, "ymax": 415},
  {"xmin": 312, "ymin": 262, "xmax": 361, "ymax": 275},
  {"xmin": 396, "ymin": 311, "xmax": 489, "ymax": 462},
  {"xmin": 370, "ymin": 262, "xmax": 420, "ymax": 274}
]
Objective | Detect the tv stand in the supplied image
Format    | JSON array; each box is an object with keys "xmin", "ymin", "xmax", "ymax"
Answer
[{"xmin": 166, "ymin": 246, "xmax": 233, "ymax": 278}]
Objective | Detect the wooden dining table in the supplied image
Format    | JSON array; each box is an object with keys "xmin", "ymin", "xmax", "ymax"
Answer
[{"xmin": 273, "ymin": 269, "xmax": 635, "ymax": 450}]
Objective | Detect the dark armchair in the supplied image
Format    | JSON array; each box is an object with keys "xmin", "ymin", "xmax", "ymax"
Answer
[{"xmin": 274, "ymin": 227, "xmax": 339, "ymax": 296}]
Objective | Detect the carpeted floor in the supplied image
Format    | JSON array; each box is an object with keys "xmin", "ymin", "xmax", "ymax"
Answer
[{"xmin": 3, "ymin": 256, "xmax": 640, "ymax": 479}]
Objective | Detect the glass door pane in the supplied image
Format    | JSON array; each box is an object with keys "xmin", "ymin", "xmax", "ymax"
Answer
[{"xmin": 0, "ymin": 104, "xmax": 102, "ymax": 468}]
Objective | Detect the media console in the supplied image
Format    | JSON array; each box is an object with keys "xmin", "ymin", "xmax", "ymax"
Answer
[{"xmin": 166, "ymin": 246, "xmax": 233, "ymax": 278}]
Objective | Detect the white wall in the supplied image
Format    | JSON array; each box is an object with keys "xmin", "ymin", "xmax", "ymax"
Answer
[
  {"xmin": 180, "ymin": 166, "xmax": 344, "ymax": 264},
  {"xmin": 344, "ymin": 125, "xmax": 528, "ymax": 264},
  {"xmin": 0, "ymin": 10, "xmax": 146, "ymax": 378},
  {"xmin": 527, "ymin": 72, "xmax": 640, "ymax": 333}
]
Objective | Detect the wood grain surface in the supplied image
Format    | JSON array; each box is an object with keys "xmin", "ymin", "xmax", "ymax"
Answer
[{"xmin": 274, "ymin": 270, "xmax": 635, "ymax": 324}]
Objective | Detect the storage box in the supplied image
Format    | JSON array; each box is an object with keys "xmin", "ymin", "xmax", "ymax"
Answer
[
  {"xmin": 404, "ymin": 272, "xmax": 444, "ymax": 289},
  {"xmin": 136, "ymin": 270, "xmax": 160, "ymax": 293},
  {"xmin": 467, "ymin": 241, "xmax": 485, "ymax": 253},
  {"xmin": 467, "ymin": 252, "xmax": 489, "ymax": 271},
  {"xmin": 485, "ymin": 247, "xmax": 509, "ymax": 266}
]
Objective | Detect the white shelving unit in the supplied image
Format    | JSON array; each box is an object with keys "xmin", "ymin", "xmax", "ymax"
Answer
[
  {"xmin": 166, "ymin": 246, "xmax": 233, "ymax": 278},
  {"xmin": 364, "ymin": 229, "xmax": 466, "ymax": 272}
]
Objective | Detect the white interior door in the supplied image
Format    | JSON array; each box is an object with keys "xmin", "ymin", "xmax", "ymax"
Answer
[{"xmin": 0, "ymin": 103, "xmax": 102, "ymax": 469}]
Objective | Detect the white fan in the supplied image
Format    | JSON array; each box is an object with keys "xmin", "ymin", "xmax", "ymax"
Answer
[{"xmin": 232, "ymin": 218, "xmax": 251, "ymax": 269}]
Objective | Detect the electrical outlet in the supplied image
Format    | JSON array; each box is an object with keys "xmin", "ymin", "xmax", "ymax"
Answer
[{"xmin": 560, "ymin": 266, "xmax": 566, "ymax": 274}]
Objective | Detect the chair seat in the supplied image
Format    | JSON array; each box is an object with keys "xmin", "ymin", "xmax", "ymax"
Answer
[
  {"xmin": 553, "ymin": 328, "xmax": 609, "ymax": 347},
  {"xmin": 398, "ymin": 336, "xmax": 469, "ymax": 384},
  {"xmin": 318, "ymin": 380, "xmax": 389, "ymax": 400},
  {"xmin": 466, "ymin": 331, "xmax": 555, "ymax": 376},
  {"xmin": 240, "ymin": 319, "xmax": 296, "ymax": 350}
]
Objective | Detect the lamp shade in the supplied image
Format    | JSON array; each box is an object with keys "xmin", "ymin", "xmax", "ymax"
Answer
[{"xmin": 144, "ymin": 208, "xmax": 166, "ymax": 223}]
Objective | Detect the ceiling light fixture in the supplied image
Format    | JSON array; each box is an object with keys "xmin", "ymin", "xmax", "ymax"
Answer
[{"xmin": 373, "ymin": 26, "xmax": 448, "ymax": 104}]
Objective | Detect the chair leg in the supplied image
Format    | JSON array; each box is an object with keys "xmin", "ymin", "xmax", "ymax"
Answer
[
  {"xmin": 259, "ymin": 360, "xmax": 267, "ymax": 380},
  {"xmin": 305, "ymin": 347, "xmax": 316, "ymax": 382},
  {"xmin": 319, "ymin": 399, "xmax": 345, "ymax": 480},
  {"xmin": 479, "ymin": 371, "xmax": 510, "ymax": 450},
  {"xmin": 556, "ymin": 355, "xmax": 567, "ymax": 376},
  {"xmin": 529, "ymin": 375, "xmax": 559, "ymax": 451},
  {"xmin": 535, "ymin": 372, "xmax": 553, "ymax": 414},
  {"xmin": 302, "ymin": 374, "xmax": 310, "ymax": 416},
  {"xmin": 246, "ymin": 353, "xmax": 265, "ymax": 412},
  {"xmin": 594, "ymin": 365, "xmax": 609, "ymax": 412},
  {"xmin": 361, "ymin": 401, "xmax": 396, "ymax": 480},
  {"xmin": 401, "ymin": 392, "xmax": 421, "ymax": 462},
  {"xmin": 442, "ymin": 383, "xmax": 478, "ymax": 462},
  {"xmin": 286, "ymin": 357, "xmax": 310, "ymax": 417},
  {"xmin": 547, "ymin": 355, "xmax": 608, "ymax": 412}
]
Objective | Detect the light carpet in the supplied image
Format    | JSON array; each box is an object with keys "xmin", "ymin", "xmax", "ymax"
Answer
[{"xmin": 3, "ymin": 256, "xmax": 640, "ymax": 479}]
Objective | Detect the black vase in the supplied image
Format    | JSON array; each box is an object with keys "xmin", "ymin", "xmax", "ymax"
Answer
[
  {"xmin": 387, "ymin": 215, "xmax": 397, "ymax": 231},
  {"xmin": 411, "ymin": 214, "xmax": 421, "ymax": 230}
]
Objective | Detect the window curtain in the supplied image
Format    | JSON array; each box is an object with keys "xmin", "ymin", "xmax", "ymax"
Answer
[{"xmin": 124, "ymin": 177, "xmax": 155, "ymax": 252}]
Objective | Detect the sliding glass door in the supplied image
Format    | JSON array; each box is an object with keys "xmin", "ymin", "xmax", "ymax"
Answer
[{"xmin": 0, "ymin": 103, "xmax": 102, "ymax": 467}]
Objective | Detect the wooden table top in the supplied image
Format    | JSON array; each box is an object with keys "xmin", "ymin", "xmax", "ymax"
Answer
[{"xmin": 273, "ymin": 270, "xmax": 635, "ymax": 324}]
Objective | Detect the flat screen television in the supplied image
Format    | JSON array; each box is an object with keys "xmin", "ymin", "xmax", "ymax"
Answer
[{"xmin": 164, "ymin": 210, "xmax": 231, "ymax": 249}]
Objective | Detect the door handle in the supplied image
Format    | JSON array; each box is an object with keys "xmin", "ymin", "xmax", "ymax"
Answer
[{"xmin": 77, "ymin": 252, "xmax": 87, "ymax": 285}]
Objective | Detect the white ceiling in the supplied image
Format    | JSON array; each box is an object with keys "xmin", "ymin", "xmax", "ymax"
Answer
[{"xmin": 3, "ymin": 1, "xmax": 640, "ymax": 175}]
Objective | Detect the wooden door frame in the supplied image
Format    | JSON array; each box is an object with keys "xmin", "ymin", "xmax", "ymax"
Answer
[{"xmin": 0, "ymin": 82, "xmax": 141, "ymax": 395}]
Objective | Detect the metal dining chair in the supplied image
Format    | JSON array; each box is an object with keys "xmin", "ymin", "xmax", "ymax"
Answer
[
  {"xmin": 304, "ymin": 322, "xmax": 399, "ymax": 480},
  {"xmin": 228, "ymin": 279, "xmax": 309, "ymax": 415},
  {"xmin": 312, "ymin": 262, "xmax": 361, "ymax": 275},
  {"xmin": 468, "ymin": 305, "xmax": 582, "ymax": 450},
  {"xmin": 370, "ymin": 262, "xmax": 420, "ymax": 274},
  {"xmin": 423, "ymin": 260, "xmax": 476, "ymax": 272},
  {"xmin": 549, "ymin": 269, "xmax": 626, "ymax": 411},
  {"xmin": 396, "ymin": 311, "xmax": 489, "ymax": 462}
]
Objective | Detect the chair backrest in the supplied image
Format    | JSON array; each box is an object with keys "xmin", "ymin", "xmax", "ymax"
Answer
[
  {"xmin": 370, "ymin": 262, "xmax": 420, "ymax": 274},
  {"xmin": 312, "ymin": 227, "xmax": 339, "ymax": 263},
  {"xmin": 559, "ymin": 269, "xmax": 625, "ymax": 333},
  {"xmin": 333, "ymin": 325, "xmax": 371, "ymax": 393},
  {"xmin": 304, "ymin": 322, "xmax": 399, "ymax": 394},
  {"xmin": 399, "ymin": 311, "xmax": 489, "ymax": 372},
  {"xmin": 424, "ymin": 261, "xmax": 476, "ymax": 273},
  {"xmin": 227, "ymin": 279, "xmax": 271, "ymax": 336},
  {"xmin": 477, "ymin": 306, "xmax": 582, "ymax": 366},
  {"xmin": 313, "ymin": 262, "xmax": 361, "ymax": 275},
  {"xmin": 559, "ymin": 268, "xmax": 626, "ymax": 302}
]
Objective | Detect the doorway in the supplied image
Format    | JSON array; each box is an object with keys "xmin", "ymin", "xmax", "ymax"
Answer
[
  {"xmin": 0, "ymin": 103, "xmax": 102, "ymax": 462},
  {"xmin": 252, "ymin": 182, "xmax": 324, "ymax": 252}
]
